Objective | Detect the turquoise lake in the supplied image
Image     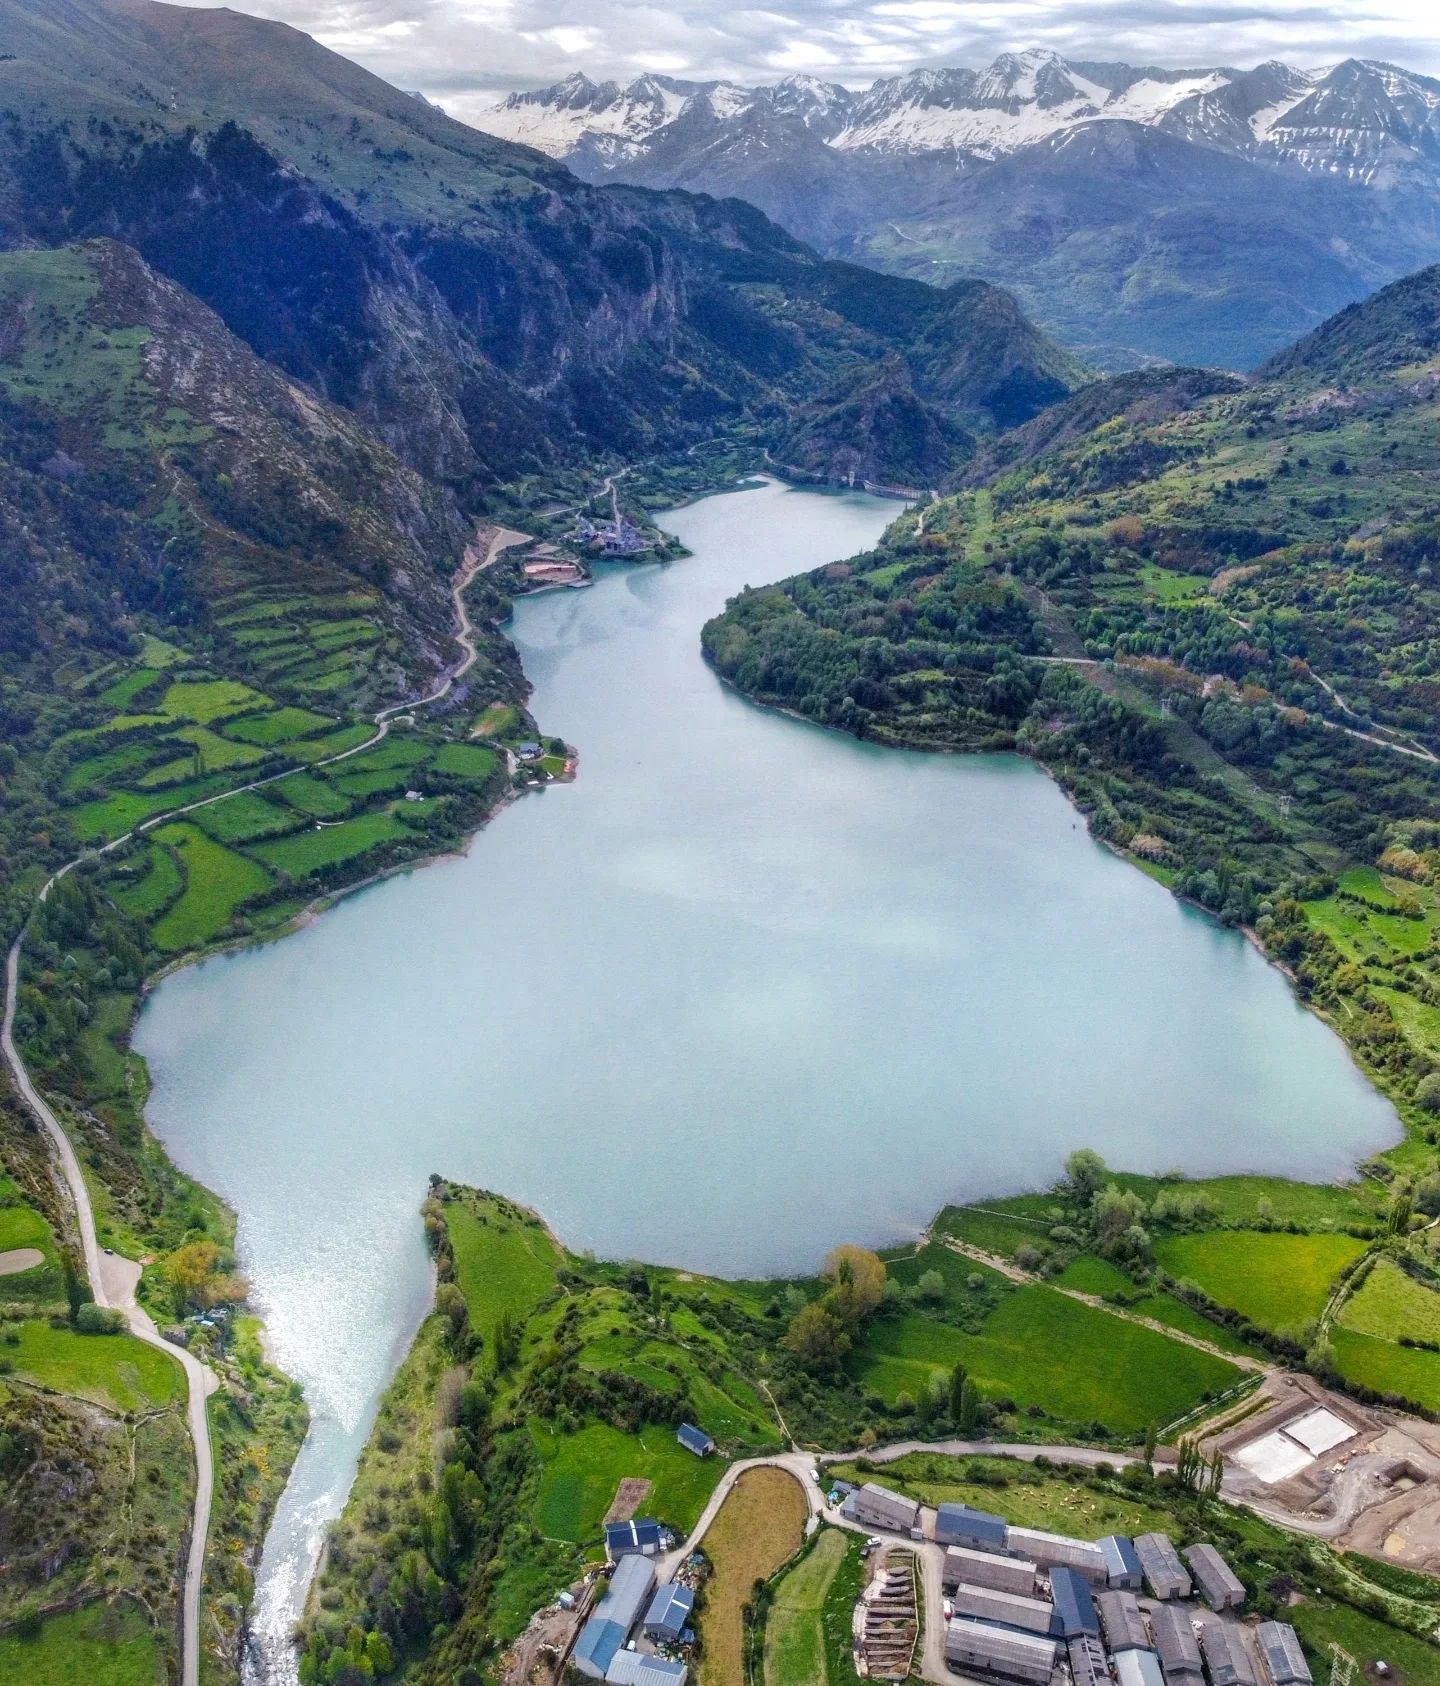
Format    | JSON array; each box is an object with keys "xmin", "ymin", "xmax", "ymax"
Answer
[{"xmin": 133, "ymin": 478, "xmax": 1398, "ymax": 1679}]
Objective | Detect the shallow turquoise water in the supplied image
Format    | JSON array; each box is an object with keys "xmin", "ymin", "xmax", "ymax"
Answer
[{"xmin": 134, "ymin": 478, "xmax": 1397, "ymax": 1680}]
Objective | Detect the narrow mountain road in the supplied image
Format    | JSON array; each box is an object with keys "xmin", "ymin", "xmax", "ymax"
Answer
[{"xmin": 0, "ymin": 524, "xmax": 528, "ymax": 1686}]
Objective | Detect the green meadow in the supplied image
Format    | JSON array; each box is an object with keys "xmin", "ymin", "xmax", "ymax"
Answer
[{"xmin": 1153, "ymin": 1231, "xmax": 1367, "ymax": 1331}]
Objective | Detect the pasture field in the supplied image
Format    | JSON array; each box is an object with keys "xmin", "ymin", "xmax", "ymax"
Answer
[
  {"xmin": 225, "ymin": 706, "xmax": 334, "ymax": 744},
  {"xmin": 473, "ymin": 701, "xmax": 517, "ymax": 737},
  {"xmin": 1153, "ymin": 1231, "xmax": 1366, "ymax": 1331},
  {"xmin": 157, "ymin": 678, "xmax": 267, "ymax": 723},
  {"xmin": 1291, "ymin": 1600, "xmax": 1440, "ymax": 1685},
  {"xmin": 431, "ymin": 742, "xmax": 500, "ymax": 779},
  {"xmin": 0, "ymin": 1599, "xmax": 164, "ymax": 1686},
  {"xmin": 1331, "ymin": 1328, "xmax": 1440, "ymax": 1413},
  {"xmin": 1127, "ymin": 1294, "xmax": 1266, "ymax": 1357},
  {"xmin": 938, "ymin": 1203, "xmax": 1056, "ymax": 1259},
  {"xmin": 529, "ymin": 1419, "xmax": 723, "ymax": 1542},
  {"xmin": 111, "ymin": 842, "xmax": 183, "ymax": 918},
  {"xmin": 9, "ymin": 1322, "xmax": 181, "ymax": 1411},
  {"xmin": 191, "ymin": 791, "xmax": 301, "ymax": 844},
  {"xmin": 284, "ymin": 724, "xmax": 375, "ymax": 763},
  {"xmin": 764, "ymin": 1527, "xmax": 848, "ymax": 1686},
  {"xmin": 697, "ymin": 1468, "xmax": 809, "ymax": 1686},
  {"xmin": 248, "ymin": 811, "xmax": 408, "ymax": 877},
  {"xmin": 447, "ymin": 1196, "xmax": 563, "ymax": 1352},
  {"xmin": 71, "ymin": 773, "xmax": 233, "ymax": 841},
  {"xmin": 149, "ymin": 823, "xmax": 272, "ymax": 951},
  {"xmin": 1054, "ymin": 1256, "xmax": 1133, "ymax": 1295},
  {"xmin": 852, "ymin": 1288, "xmax": 1240, "ymax": 1433},
  {"xmin": 1340, "ymin": 1259, "xmax": 1440, "ymax": 1344},
  {"xmin": 97, "ymin": 667, "xmax": 164, "ymax": 710},
  {"xmin": 273, "ymin": 772, "xmax": 354, "ymax": 817}
]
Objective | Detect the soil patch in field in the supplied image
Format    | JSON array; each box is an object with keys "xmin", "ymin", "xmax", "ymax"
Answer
[{"xmin": 605, "ymin": 1478, "xmax": 654, "ymax": 1524}]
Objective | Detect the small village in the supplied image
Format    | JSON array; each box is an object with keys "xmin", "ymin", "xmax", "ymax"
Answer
[{"xmin": 521, "ymin": 1413, "xmax": 1335, "ymax": 1686}]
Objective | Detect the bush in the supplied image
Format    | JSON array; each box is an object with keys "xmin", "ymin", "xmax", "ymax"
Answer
[{"xmin": 75, "ymin": 1303, "xmax": 126, "ymax": 1334}]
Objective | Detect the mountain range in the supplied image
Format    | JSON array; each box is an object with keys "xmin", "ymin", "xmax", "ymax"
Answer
[{"xmin": 475, "ymin": 50, "xmax": 1440, "ymax": 369}]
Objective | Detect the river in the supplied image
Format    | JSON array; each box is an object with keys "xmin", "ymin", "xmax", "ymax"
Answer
[{"xmin": 133, "ymin": 477, "xmax": 1398, "ymax": 1682}]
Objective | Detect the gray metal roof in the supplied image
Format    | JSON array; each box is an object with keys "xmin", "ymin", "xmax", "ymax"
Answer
[
  {"xmin": 1198, "ymin": 1619, "xmax": 1258, "ymax": 1686},
  {"xmin": 946, "ymin": 1619, "xmax": 1061, "ymax": 1669},
  {"xmin": 644, "ymin": 1581, "xmax": 694, "ymax": 1638},
  {"xmin": 1099, "ymin": 1534, "xmax": 1142, "ymax": 1583},
  {"xmin": 936, "ymin": 1501, "xmax": 1008, "ymax": 1548},
  {"xmin": 597, "ymin": 1554, "xmax": 657, "ymax": 1632},
  {"xmin": 1069, "ymin": 1634, "xmax": 1110, "ymax": 1686},
  {"xmin": 1183, "ymin": 1542, "xmax": 1245, "ymax": 1608},
  {"xmin": 1133, "ymin": 1532, "xmax": 1192, "ymax": 1596},
  {"xmin": 1256, "ymin": 1621, "xmax": 1313, "ymax": 1686},
  {"xmin": 1096, "ymin": 1589, "xmax": 1150, "ymax": 1654},
  {"xmin": 850, "ymin": 1482, "xmax": 920, "ymax": 1529},
  {"xmin": 576, "ymin": 1618, "xmax": 626, "ymax": 1677},
  {"xmin": 606, "ymin": 1652, "xmax": 689, "ymax": 1686},
  {"xmin": 1149, "ymin": 1603, "xmax": 1204, "ymax": 1678},
  {"xmin": 1116, "ymin": 1648, "xmax": 1167, "ymax": 1686}
]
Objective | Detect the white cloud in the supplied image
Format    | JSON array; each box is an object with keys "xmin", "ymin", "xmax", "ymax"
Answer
[{"xmin": 179, "ymin": 0, "xmax": 1440, "ymax": 97}]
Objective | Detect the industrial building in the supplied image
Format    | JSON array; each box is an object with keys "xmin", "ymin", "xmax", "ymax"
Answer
[
  {"xmin": 950, "ymin": 1584, "xmax": 1058, "ymax": 1637},
  {"xmin": 1197, "ymin": 1618, "xmax": 1259, "ymax": 1686},
  {"xmin": 1095, "ymin": 1589, "xmax": 1150, "ymax": 1655},
  {"xmin": 1184, "ymin": 1542, "xmax": 1245, "ymax": 1611},
  {"xmin": 643, "ymin": 1581, "xmax": 694, "ymax": 1643},
  {"xmin": 1115, "ymin": 1648, "xmax": 1167, "ymax": 1686},
  {"xmin": 1049, "ymin": 1567, "xmax": 1100, "ymax": 1639},
  {"xmin": 1149, "ymin": 1603, "xmax": 1204, "ymax": 1684},
  {"xmin": 605, "ymin": 1653, "xmax": 689, "ymax": 1686},
  {"xmin": 936, "ymin": 1502, "xmax": 1009, "ymax": 1553},
  {"xmin": 605, "ymin": 1519, "xmax": 665, "ymax": 1560},
  {"xmin": 574, "ymin": 1556, "xmax": 658, "ymax": 1679},
  {"xmin": 1007, "ymin": 1527, "xmax": 1107, "ymax": 1583},
  {"xmin": 842, "ymin": 1482, "xmax": 921, "ymax": 1535},
  {"xmin": 945, "ymin": 1619, "xmax": 1060, "ymax": 1685},
  {"xmin": 1256, "ymin": 1621, "xmax": 1314, "ymax": 1686},
  {"xmin": 1099, "ymin": 1534, "xmax": 1143, "ymax": 1590},
  {"xmin": 1069, "ymin": 1633, "xmax": 1111, "ymax": 1686},
  {"xmin": 942, "ymin": 1546, "xmax": 1036, "ymax": 1596},
  {"xmin": 1133, "ymin": 1532, "xmax": 1192, "ymax": 1600}
]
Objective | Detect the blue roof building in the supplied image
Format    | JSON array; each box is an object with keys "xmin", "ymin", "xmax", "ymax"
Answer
[
  {"xmin": 1049, "ymin": 1567, "xmax": 1100, "ymax": 1639},
  {"xmin": 1099, "ymin": 1534, "xmax": 1143, "ymax": 1589},
  {"xmin": 574, "ymin": 1618, "xmax": 627, "ymax": 1680},
  {"xmin": 606, "ymin": 1519, "xmax": 664, "ymax": 1560},
  {"xmin": 644, "ymin": 1581, "xmax": 696, "ymax": 1642},
  {"xmin": 935, "ymin": 1501, "xmax": 1008, "ymax": 1552},
  {"xmin": 677, "ymin": 1423, "xmax": 715, "ymax": 1457}
]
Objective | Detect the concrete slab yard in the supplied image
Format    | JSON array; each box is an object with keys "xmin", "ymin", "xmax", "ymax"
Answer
[
  {"xmin": 1233, "ymin": 1430, "xmax": 1313, "ymax": 1484},
  {"xmin": 1283, "ymin": 1407, "xmax": 1356, "ymax": 1457}
]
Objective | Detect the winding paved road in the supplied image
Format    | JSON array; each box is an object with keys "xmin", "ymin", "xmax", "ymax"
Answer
[{"xmin": 0, "ymin": 524, "xmax": 529, "ymax": 1686}]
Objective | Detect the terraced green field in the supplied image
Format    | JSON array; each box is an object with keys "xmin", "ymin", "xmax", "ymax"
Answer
[
  {"xmin": 1153, "ymin": 1231, "xmax": 1367, "ymax": 1332},
  {"xmin": 529, "ymin": 1418, "xmax": 723, "ymax": 1541},
  {"xmin": 1340, "ymin": 1259, "xmax": 1440, "ymax": 1344},
  {"xmin": 149, "ymin": 823, "xmax": 272, "ymax": 951},
  {"xmin": 249, "ymin": 811, "xmax": 408, "ymax": 877}
]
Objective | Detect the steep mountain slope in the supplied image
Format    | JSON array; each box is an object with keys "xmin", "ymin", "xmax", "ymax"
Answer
[
  {"xmin": 479, "ymin": 50, "xmax": 1440, "ymax": 369},
  {"xmin": 0, "ymin": 0, "xmax": 1084, "ymax": 496}
]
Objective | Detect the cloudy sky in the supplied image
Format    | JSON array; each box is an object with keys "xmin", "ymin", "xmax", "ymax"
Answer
[{"xmin": 189, "ymin": 0, "xmax": 1440, "ymax": 116}]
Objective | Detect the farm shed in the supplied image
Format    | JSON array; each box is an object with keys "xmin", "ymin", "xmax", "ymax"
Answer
[
  {"xmin": 605, "ymin": 1652, "xmax": 689, "ymax": 1686},
  {"xmin": 1184, "ymin": 1543, "xmax": 1245, "ymax": 1611},
  {"xmin": 596, "ymin": 1555, "xmax": 657, "ymax": 1631},
  {"xmin": 1115, "ymin": 1648, "xmax": 1167, "ymax": 1686},
  {"xmin": 575, "ymin": 1618, "xmax": 627, "ymax": 1680},
  {"xmin": 606, "ymin": 1519, "xmax": 665, "ymax": 1561},
  {"xmin": 643, "ymin": 1581, "xmax": 695, "ymax": 1642},
  {"xmin": 1007, "ymin": 1527, "xmax": 1107, "ymax": 1583},
  {"xmin": 943, "ymin": 1546, "xmax": 1036, "ymax": 1595},
  {"xmin": 936, "ymin": 1502, "xmax": 1009, "ymax": 1553},
  {"xmin": 1069, "ymin": 1634, "xmax": 1110, "ymax": 1686},
  {"xmin": 945, "ymin": 1620, "xmax": 1060, "ymax": 1685},
  {"xmin": 1133, "ymin": 1532, "xmax": 1192, "ymax": 1600},
  {"xmin": 676, "ymin": 1423, "xmax": 715, "ymax": 1457},
  {"xmin": 1197, "ymin": 1619, "xmax": 1258, "ymax": 1686},
  {"xmin": 1256, "ymin": 1621, "xmax": 1313, "ymax": 1686},
  {"xmin": 1049, "ymin": 1567, "xmax": 1100, "ymax": 1639},
  {"xmin": 1096, "ymin": 1589, "xmax": 1150, "ymax": 1654},
  {"xmin": 1099, "ymin": 1534, "xmax": 1143, "ymax": 1589},
  {"xmin": 950, "ymin": 1585, "xmax": 1058, "ymax": 1637},
  {"xmin": 1149, "ymin": 1604, "xmax": 1204, "ymax": 1683},
  {"xmin": 843, "ymin": 1482, "xmax": 921, "ymax": 1534}
]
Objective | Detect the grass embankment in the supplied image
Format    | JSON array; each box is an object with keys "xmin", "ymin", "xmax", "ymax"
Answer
[
  {"xmin": 0, "ymin": 1599, "xmax": 163, "ymax": 1686},
  {"xmin": 697, "ymin": 1467, "xmax": 809, "ymax": 1686}
]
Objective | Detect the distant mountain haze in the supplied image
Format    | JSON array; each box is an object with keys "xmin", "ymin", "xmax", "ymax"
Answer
[{"xmin": 471, "ymin": 49, "xmax": 1440, "ymax": 369}]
